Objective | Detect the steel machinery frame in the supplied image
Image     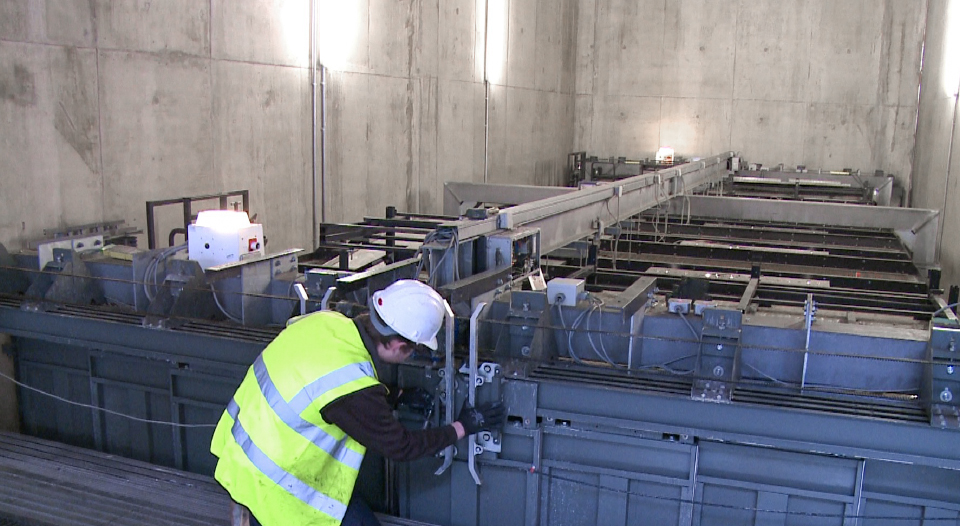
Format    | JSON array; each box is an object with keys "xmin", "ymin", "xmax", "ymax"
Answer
[{"xmin": 1, "ymin": 152, "xmax": 959, "ymax": 526}]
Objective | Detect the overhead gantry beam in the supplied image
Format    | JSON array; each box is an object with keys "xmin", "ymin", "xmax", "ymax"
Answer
[{"xmin": 441, "ymin": 152, "xmax": 736, "ymax": 254}]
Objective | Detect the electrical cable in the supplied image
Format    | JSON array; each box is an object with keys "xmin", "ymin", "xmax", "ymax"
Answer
[
  {"xmin": 0, "ymin": 369, "xmax": 218, "ymax": 428},
  {"xmin": 211, "ymin": 281, "xmax": 244, "ymax": 323},
  {"xmin": 142, "ymin": 244, "xmax": 187, "ymax": 302}
]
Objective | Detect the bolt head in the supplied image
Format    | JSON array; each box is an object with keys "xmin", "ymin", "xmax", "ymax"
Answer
[{"xmin": 941, "ymin": 388, "xmax": 954, "ymax": 403}]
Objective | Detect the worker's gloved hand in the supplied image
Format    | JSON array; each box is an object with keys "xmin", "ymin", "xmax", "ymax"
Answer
[
  {"xmin": 396, "ymin": 387, "xmax": 434, "ymax": 414},
  {"xmin": 456, "ymin": 401, "xmax": 506, "ymax": 436}
]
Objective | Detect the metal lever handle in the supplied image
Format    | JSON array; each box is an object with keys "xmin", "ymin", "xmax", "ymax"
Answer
[
  {"xmin": 434, "ymin": 302, "xmax": 456, "ymax": 476},
  {"xmin": 467, "ymin": 302, "xmax": 487, "ymax": 485}
]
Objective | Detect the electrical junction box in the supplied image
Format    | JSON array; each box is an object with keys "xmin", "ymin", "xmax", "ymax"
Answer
[
  {"xmin": 547, "ymin": 278, "xmax": 584, "ymax": 307},
  {"xmin": 188, "ymin": 210, "xmax": 265, "ymax": 270}
]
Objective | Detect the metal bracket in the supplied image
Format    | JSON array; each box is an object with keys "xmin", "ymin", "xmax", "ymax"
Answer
[
  {"xmin": 459, "ymin": 361, "xmax": 500, "ymax": 387},
  {"xmin": 476, "ymin": 431, "xmax": 502, "ymax": 453},
  {"xmin": 931, "ymin": 404, "xmax": 960, "ymax": 430},
  {"xmin": 692, "ymin": 380, "xmax": 731, "ymax": 403}
]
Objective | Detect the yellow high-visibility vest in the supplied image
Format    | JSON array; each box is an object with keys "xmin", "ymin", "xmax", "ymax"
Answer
[{"xmin": 210, "ymin": 311, "xmax": 380, "ymax": 526}]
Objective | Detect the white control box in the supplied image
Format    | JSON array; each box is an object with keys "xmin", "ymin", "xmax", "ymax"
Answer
[
  {"xmin": 188, "ymin": 210, "xmax": 265, "ymax": 269},
  {"xmin": 547, "ymin": 278, "xmax": 584, "ymax": 307}
]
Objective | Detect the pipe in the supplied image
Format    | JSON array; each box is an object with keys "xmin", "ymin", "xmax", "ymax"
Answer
[
  {"xmin": 321, "ymin": 64, "xmax": 327, "ymax": 225},
  {"xmin": 310, "ymin": 0, "xmax": 319, "ymax": 250},
  {"xmin": 482, "ymin": 0, "xmax": 490, "ymax": 184}
]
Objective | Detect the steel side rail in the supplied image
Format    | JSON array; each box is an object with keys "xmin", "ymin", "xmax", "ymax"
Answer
[{"xmin": 440, "ymin": 153, "xmax": 735, "ymax": 254}]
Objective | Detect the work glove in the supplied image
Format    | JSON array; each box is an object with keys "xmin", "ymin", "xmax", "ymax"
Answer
[
  {"xmin": 396, "ymin": 387, "xmax": 434, "ymax": 415},
  {"xmin": 457, "ymin": 401, "xmax": 506, "ymax": 436}
]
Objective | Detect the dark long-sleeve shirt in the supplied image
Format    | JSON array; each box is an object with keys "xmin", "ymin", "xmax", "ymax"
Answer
[
  {"xmin": 316, "ymin": 317, "xmax": 458, "ymax": 462},
  {"xmin": 321, "ymin": 385, "xmax": 457, "ymax": 462}
]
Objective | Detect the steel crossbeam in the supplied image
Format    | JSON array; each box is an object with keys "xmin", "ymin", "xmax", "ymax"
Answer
[{"xmin": 440, "ymin": 153, "xmax": 735, "ymax": 254}]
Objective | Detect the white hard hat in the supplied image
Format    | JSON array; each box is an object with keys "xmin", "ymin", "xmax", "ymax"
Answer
[{"xmin": 370, "ymin": 280, "xmax": 447, "ymax": 350}]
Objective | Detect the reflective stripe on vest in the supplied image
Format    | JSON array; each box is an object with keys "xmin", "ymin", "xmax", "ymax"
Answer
[
  {"xmin": 249, "ymin": 355, "xmax": 371, "ymax": 471},
  {"xmin": 227, "ymin": 403, "xmax": 348, "ymax": 521}
]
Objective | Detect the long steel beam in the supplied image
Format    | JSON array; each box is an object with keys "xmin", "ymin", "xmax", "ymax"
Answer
[
  {"xmin": 442, "ymin": 153, "xmax": 735, "ymax": 254},
  {"xmin": 665, "ymin": 196, "xmax": 940, "ymax": 269},
  {"xmin": 443, "ymin": 182, "xmax": 575, "ymax": 217}
]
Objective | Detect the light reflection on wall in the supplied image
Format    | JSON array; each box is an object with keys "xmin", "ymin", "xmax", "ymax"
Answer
[
  {"xmin": 485, "ymin": 0, "xmax": 508, "ymax": 84},
  {"xmin": 944, "ymin": 0, "xmax": 960, "ymax": 96},
  {"xmin": 316, "ymin": 0, "xmax": 362, "ymax": 70},
  {"xmin": 280, "ymin": 0, "xmax": 309, "ymax": 67},
  {"xmin": 279, "ymin": 0, "xmax": 360, "ymax": 70}
]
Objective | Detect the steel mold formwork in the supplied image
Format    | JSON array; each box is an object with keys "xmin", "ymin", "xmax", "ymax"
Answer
[{"xmin": 3, "ymin": 298, "xmax": 960, "ymax": 526}]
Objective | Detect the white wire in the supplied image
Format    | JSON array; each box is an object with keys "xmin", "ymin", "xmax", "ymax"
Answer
[
  {"xmin": 212, "ymin": 282, "xmax": 244, "ymax": 323},
  {"xmin": 0, "ymin": 369, "xmax": 218, "ymax": 428}
]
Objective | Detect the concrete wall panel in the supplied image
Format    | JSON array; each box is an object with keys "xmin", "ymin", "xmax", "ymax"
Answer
[
  {"xmin": 505, "ymin": 0, "xmax": 537, "ymax": 89},
  {"xmin": 98, "ymin": 51, "xmax": 213, "ymax": 235},
  {"xmin": 416, "ymin": 76, "xmax": 439, "ymax": 213},
  {"xmin": 733, "ymin": 0, "xmax": 814, "ymax": 102},
  {"xmin": 879, "ymin": 0, "xmax": 927, "ymax": 108},
  {"xmin": 912, "ymin": 0, "xmax": 953, "ymax": 212},
  {"xmin": 574, "ymin": 93, "xmax": 595, "ymax": 153},
  {"xmin": 574, "ymin": 0, "xmax": 595, "ymax": 96},
  {"xmin": 212, "ymin": 0, "xmax": 310, "ymax": 67},
  {"xmin": 534, "ymin": 0, "xmax": 561, "ymax": 93},
  {"xmin": 661, "ymin": 0, "xmax": 736, "ymax": 100},
  {"xmin": 599, "ymin": 0, "xmax": 665, "ymax": 98},
  {"xmin": 0, "ymin": 0, "xmax": 96, "ymax": 48},
  {"xmin": 590, "ymin": 96, "xmax": 661, "ymax": 158},
  {"xmin": 413, "ymin": 0, "xmax": 440, "ymax": 78},
  {"xmin": 559, "ymin": 0, "xmax": 579, "ymax": 94},
  {"xmin": 369, "ymin": 0, "xmax": 414, "ymax": 78},
  {"xmin": 365, "ymin": 76, "xmax": 418, "ymax": 214},
  {"xmin": 439, "ymin": 0, "xmax": 478, "ymax": 82},
  {"xmin": 875, "ymin": 104, "xmax": 918, "ymax": 186},
  {"xmin": 801, "ymin": 103, "xmax": 879, "ymax": 170},
  {"xmin": 436, "ymin": 79, "xmax": 482, "ymax": 184},
  {"xmin": 503, "ymin": 86, "xmax": 539, "ymax": 180},
  {"xmin": 97, "ymin": 0, "xmax": 210, "ymax": 56},
  {"xmin": 213, "ymin": 61, "xmax": 309, "ymax": 252},
  {"xmin": 660, "ymin": 97, "xmax": 732, "ymax": 158},
  {"xmin": 325, "ymin": 71, "xmax": 370, "ymax": 222},
  {"xmin": 730, "ymin": 100, "xmax": 806, "ymax": 168},
  {"xmin": 485, "ymin": 83, "xmax": 509, "ymax": 183},
  {"xmin": 0, "ymin": 42, "xmax": 101, "ymax": 247},
  {"xmin": 807, "ymin": 1, "xmax": 882, "ymax": 105}
]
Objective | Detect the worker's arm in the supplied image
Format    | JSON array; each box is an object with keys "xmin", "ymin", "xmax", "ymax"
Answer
[{"xmin": 321, "ymin": 385, "xmax": 463, "ymax": 462}]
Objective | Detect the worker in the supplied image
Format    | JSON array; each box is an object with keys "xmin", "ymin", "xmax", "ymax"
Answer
[{"xmin": 210, "ymin": 279, "xmax": 505, "ymax": 526}]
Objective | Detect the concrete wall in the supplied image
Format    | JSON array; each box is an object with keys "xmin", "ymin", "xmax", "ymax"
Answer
[
  {"xmin": 575, "ymin": 0, "xmax": 926, "ymax": 188},
  {"xmin": 914, "ymin": 0, "xmax": 960, "ymax": 288},
  {"xmin": 324, "ymin": 0, "xmax": 578, "ymax": 221},
  {"xmin": 0, "ymin": 0, "xmax": 578, "ymax": 253}
]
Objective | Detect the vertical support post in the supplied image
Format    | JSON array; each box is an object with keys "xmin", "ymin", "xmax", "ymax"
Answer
[
  {"xmin": 434, "ymin": 302, "xmax": 456, "ymax": 476},
  {"xmin": 467, "ymin": 302, "xmax": 486, "ymax": 485},
  {"xmin": 146, "ymin": 203, "xmax": 157, "ymax": 250}
]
